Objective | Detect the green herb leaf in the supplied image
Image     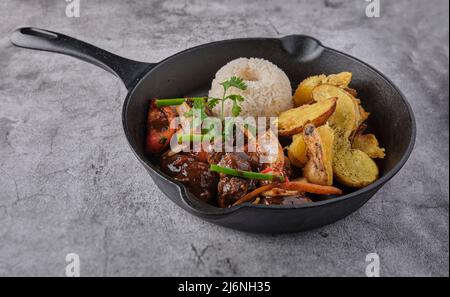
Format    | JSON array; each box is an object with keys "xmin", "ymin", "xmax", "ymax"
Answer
[
  {"xmin": 207, "ymin": 98, "xmax": 220, "ymax": 109},
  {"xmin": 220, "ymin": 76, "xmax": 248, "ymax": 93},
  {"xmin": 184, "ymin": 98, "xmax": 208, "ymax": 120},
  {"xmin": 226, "ymin": 94, "xmax": 245, "ymax": 102},
  {"xmin": 158, "ymin": 136, "xmax": 168, "ymax": 145},
  {"xmin": 192, "ymin": 97, "xmax": 204, "ymax": 109},
  {"xmin": 225, "ymin": 94, "xmax": 245, "ymax": 117},
  {"xmin": 231, "ymin": 101, "xmax": 242, "ymax": 117}
]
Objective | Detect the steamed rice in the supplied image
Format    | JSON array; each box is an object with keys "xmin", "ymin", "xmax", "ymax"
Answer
[{"xmin": 208, "ymin": 58, "xmax": 293, "ymax": 118}]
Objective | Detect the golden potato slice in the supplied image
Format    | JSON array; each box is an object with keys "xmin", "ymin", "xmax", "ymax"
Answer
[
  {"xmin": 287, "ymin": 133, "xmax": 308, "ymax": 168},
  {"xmin": 303, "ymin": 124, "xmax": 335, "ymax": 186},
  {"xmin": 333, "ymin": 137, "xmax": 379, "ymax": 188},
  {"xmin": 293, "ymin": 72, "xmax": 353, "ymax": 107},
  {"xmin": 358, "ymin": 105, "xmax": 370, "ymax": 124},
  {"xmin": 351, "ymin": 123, "xmax": 367, "ymax": 142},
  {"xmin": 353, "ymin": 134, "xmax": 386, "ymax": 159},
  {"xmin": 293, "ymin": 75, "xmax": 327, "ymax": 107},
  {"xmin": 326, "ymin": 72, "xmax": 352, "ymax": 87},
  {"xmin": 348, "ymin": 97, "xmax": 370, "ymax": 140},
  {"xmin": 312, "ymin": 85, "xmax": 358, "ymax": 138},
  {"xmin": 278, "ymin": 98, "xmax": 337, "ymax": 136},
  {"xmin": 350, "ymin": 97, "xmax": 370, "ymax": 128},
  {"xmin": 344, "ymin": 87, "xmax": 358, "ymax": 97}
]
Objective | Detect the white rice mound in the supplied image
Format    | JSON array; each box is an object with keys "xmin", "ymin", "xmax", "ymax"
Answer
[{"xmin": 208, "ymin": 58, "xmax": 293, "ymax": 118}]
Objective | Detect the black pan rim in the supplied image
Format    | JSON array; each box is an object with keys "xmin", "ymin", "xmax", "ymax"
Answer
[{"xmin": 121, "ymin": 35, "xmax": 417, "ymax": 215}]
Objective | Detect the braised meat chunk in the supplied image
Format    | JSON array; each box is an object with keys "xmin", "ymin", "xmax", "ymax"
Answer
[
  {"xmin": 160, "ymin": 154, "xmax": 219, "ymax": 203},
  {"xmin": 217, "ymin": 153, "xmax": 256, "ymax": 207}
]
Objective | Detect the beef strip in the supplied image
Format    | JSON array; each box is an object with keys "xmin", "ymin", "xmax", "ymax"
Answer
[
  {"xmin": 182, "ymin": 150, "xmax": 223, "ymax": 165},
  {"xmin": 207, "ymin": 151, "xmax": 224, "ymax": 165},
  {"xmin": 217, "ymin": 153, "xmax": 256, "ymax": 208},
  {"xmin": 182, "ymin": 141, "xmax": 224, "ymax": 165},
  {"xmin": 160, "ymin": 154, "xmax": 219, "ymax": 203},
  {"xmin": 261, "ymin": 195, "xmax": 313, "ymax": 206}
]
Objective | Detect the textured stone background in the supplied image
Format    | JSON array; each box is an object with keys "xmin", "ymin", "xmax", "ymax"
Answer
[{"xmin": 0, "ymin": 0, "xmax": 448, "ymax": 277}]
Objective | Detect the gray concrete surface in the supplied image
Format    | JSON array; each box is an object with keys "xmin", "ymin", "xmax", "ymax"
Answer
[{"xmin": 0, "ymin": 0, "xmax": 448, "ymax": 277}]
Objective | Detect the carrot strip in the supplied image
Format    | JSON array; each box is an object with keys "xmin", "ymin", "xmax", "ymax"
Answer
[
  {"xmin": 232, "ymin": 184, "xmax": 279, "ymax": 206},
  {"xmin": 261, "ymin": 167, "xmax": 274, "ymax": 174},
  {"xmin": 281, "ymin": 182, "xmax": 343, "ymax": 195}
]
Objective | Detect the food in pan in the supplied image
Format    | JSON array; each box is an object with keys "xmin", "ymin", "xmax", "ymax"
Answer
[
  {"xmin": 146, "ymin": 58, "xmax": 385, "ymax": 208},
  {"xmin": 286, "ymin": 133, "xmax": 308, "ymax": 168},
  {"xmin": 352, "ymin": 134, "xmax": 386, "ymax": 159},
  {"xmin": 312, "ymin": 84, "xmax": 359, "ymax": 138},
  {"xmin": 277, "ymin": 98, "xmax": 337, "ymax": 136},
  {"xmin": 302, "ymin": 124, "xmax": 335, "ymax": 186},
  {"xmin": 208, "ymin": 58, "xmax": 293, "ymax": 117},
  {"xmin": 293, "ymin": 72, "xmax": 352, "ymax": 107},
  {"xmin": 146, "ymin": 100, "xmax": 177, "ymax": 153},
  {"xmin": 333, "ymin": 135, "xmax": 380, "ymax": 188}
]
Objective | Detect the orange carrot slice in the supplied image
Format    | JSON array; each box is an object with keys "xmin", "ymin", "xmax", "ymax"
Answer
[
  {"xmin": 232, "ymin": 184, "xmax": 279, "ymax": 206},
  {"xmin": 281, "ymin": 182, "xmax": 342, "ymax": 195}
]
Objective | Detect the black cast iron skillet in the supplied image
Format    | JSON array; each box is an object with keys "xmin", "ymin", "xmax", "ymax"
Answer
[{"xmin": 11, "ymin": 27, "xmax": 416, "ymax": 233}]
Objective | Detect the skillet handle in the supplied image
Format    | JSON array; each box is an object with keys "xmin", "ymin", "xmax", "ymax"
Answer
[{"xmin": 10, "ymin": 27, "xmax": 153, "ymax": 90}]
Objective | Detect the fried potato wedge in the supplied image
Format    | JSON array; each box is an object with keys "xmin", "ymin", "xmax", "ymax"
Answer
[
  {"xmin": 293, "ymin": 72, "xmax": 353, "ymax": 107},
  {"xmin": 312, "ymin": 85, "xmax": 358, "ymax": 138},
  {"xmin": 333, "ymin": 137, "xmax": 379, "ymax": 188},
  {"xmin": 353, "ymin": 134, "xmax": 386, "ymax": 159},
  {"xmin": 278, "ymin": 98, "xmax": 337, "ymax": 136},
  {"xmin": 344, "ymin": 87, "xmax": 358, "ymax": 97},
  {"xmin": 293, "ymin": 75, "xmax": 327, "ymax": 107},
  {"xmin": 303, "ymin": 124, "xmax": 335, "ymax": 186},
  {"xmin": 326, "ymin": 72, "xmax": 353, "ymax": 87},
  {"xmin": 287, "ymin": 133, "xmax": 308, "ymax": 168},
  {"xmin": 357, "ymin": 105, "xmax": 370, "ymax": 125},
  {"xmin": 288, "ymin": 72, "xmax": 384, "ymax": 189},
  {"xmin": 350, "ymin": 97, "xmax": 370, "ymax": 136}
]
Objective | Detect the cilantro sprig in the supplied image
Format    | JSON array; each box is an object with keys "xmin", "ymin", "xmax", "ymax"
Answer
[
  {"xmin": 220, "ymin": 76, "xmax": 248, "ymax": 94},
  {"xmin": 152, "ymin": 77, "xmax": 248, "ymax": 147},
  {"xmin": 217, "ymin": 76, "xmax": 247, "ymax": 120},
  {"xmin": 184, "ymin": 97, "xmax": 208, "ymax": 120},
  {"xmin": 155, "ymin": 76, "xmax": 248, "ymax": 120}
]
